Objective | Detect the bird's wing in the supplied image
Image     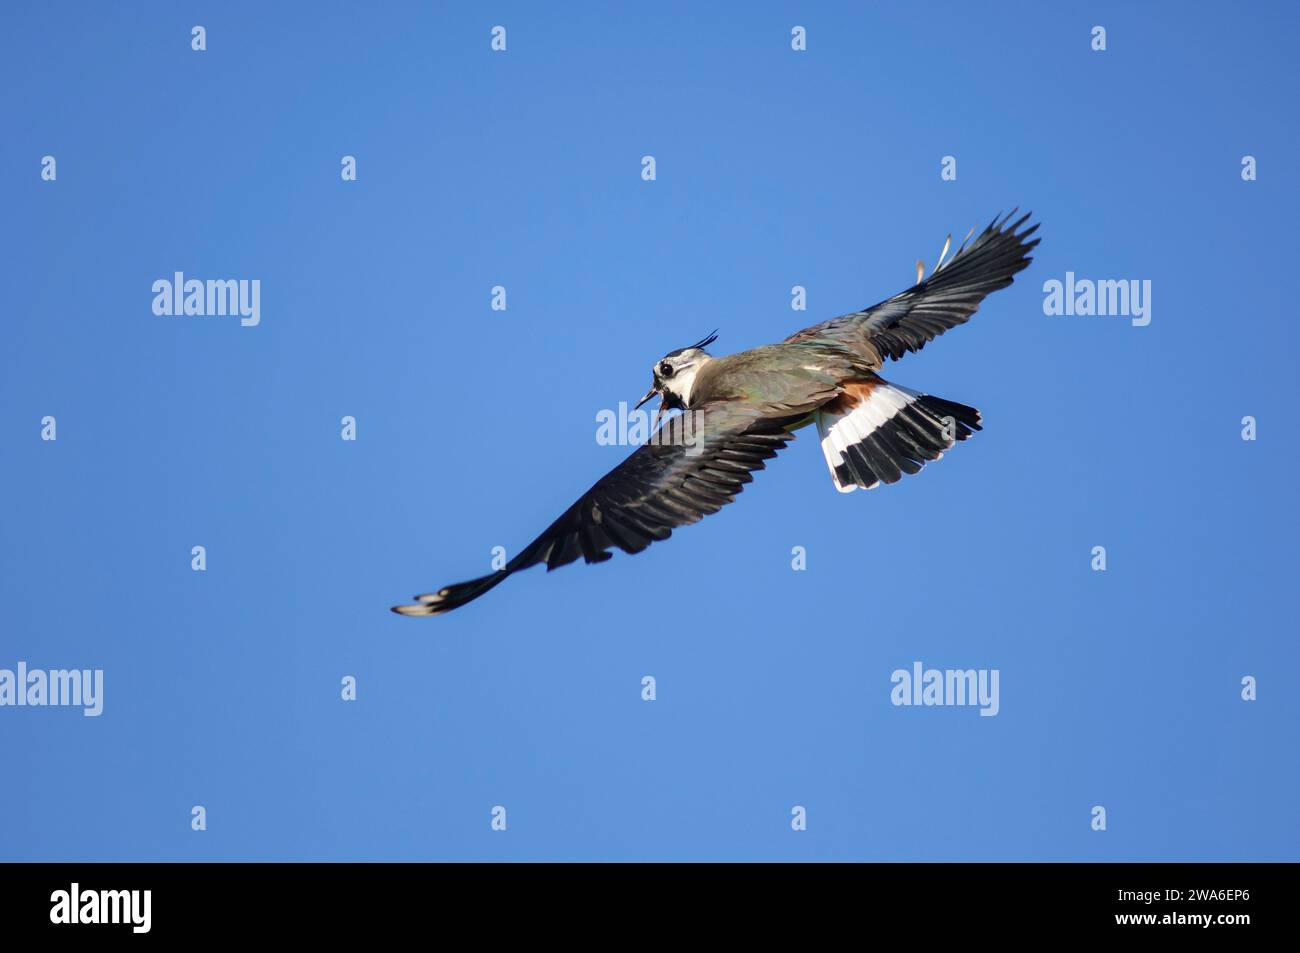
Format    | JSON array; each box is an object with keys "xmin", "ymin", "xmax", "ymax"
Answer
[
  {"xmin": 785, "ymin": 210, "xmax": 1040, "ymax": 361},
  {"xmin": 392, "ymin": 402, "xmax": 804, "ymax": 616}
]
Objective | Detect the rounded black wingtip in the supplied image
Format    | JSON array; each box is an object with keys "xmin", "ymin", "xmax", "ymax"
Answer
[{"xmin": 391, "ymin": 601, "xmax": 440, "ymax": 617}]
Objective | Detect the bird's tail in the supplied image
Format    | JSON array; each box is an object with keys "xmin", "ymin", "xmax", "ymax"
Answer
[{"xmin": 814, "ymin": 375, "xmax": 980, "ymax": 492}]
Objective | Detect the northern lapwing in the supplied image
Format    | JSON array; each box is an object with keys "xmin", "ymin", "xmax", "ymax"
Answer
[{"xmin": 393, "ymin": 211, "xmax": 1039, "ymax": 616}]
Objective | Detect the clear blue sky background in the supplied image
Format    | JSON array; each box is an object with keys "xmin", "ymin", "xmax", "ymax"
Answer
[{"xmin": 3, "ymin": 1, "xmax": 1297, "ymax": 861}]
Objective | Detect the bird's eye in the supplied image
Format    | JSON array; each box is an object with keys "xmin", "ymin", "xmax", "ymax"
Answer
[{"xmin": 658, "ymin": 362, "xmax": 674, "ymax": 378}]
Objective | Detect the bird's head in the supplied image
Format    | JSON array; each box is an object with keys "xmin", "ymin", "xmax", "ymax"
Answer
[{"xmin": 636, "ymin": 330, "xmax": 718, "ymax": 413}]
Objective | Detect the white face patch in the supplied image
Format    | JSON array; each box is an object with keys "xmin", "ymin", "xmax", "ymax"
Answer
[
  {"xmin": 662, "ymin": 362, "xmax": 699, "ymax": 405},
  {"xmin": 654, "ymin": 350, "xmax": 712, "ymax": 408}
]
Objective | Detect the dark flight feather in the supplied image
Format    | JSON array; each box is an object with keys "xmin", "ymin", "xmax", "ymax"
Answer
[
  {"xmin": 786, "ymin": 210, "xmax": 1039, "ymax": 361},
  {"xmin": 392, "ymin": 406, "xmax": 803, "ymax": 616}
]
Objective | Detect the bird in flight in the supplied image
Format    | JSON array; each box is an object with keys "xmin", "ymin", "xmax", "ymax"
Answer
[{"xmin": 393, "ymin": 211, "xmax": 1040, "ymax": 616}]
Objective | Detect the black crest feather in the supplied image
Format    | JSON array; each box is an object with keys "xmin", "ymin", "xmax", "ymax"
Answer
[{"xmin": 688, "ymin": 329, "xmax": 719, "ymax": 350}]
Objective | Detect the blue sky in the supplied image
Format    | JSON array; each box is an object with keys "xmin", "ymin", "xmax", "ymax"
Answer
[{"xmin": 2, "ymin": 1, "xmax": 1297, "ymax": 860}]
